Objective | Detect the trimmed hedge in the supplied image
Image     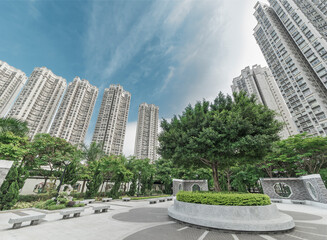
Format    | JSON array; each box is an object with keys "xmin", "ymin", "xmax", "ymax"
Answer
[
  {"xmin": 18, "ymin": 193, "xmax": 56, "ymax": 202},
  {"xmin": 176, "ymin": 191, "xmax": 271, "ymax": 206}
]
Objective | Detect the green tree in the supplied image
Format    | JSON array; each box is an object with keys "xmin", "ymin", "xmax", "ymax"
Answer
[
  {"xmin": 0, "ymin": 165, "xmax": 20, "ymax": 210},
  {"xmin": 0, "ymin": 117, "xmax": 29, "ymax": 137},
  {"xmin": 264, "ymin": 133, "xmax": 327, "ymax": 177},
  {"xmin": 80, "ymin": 142, "xmax": 105, "ymax": 193},
  {"xmin": 103, "ymin": 156, "xmax": 132, "ymax": 198},
  {"xmin": 0, "ymin": 132, "xmax": 28, "ymax": 161},
  {"xmin": 31, "ymin": 133, "xmax": 80, "ymax": 192},
  {"xmin": 85, "ymin": 160, "xmax": 103, "ymax": 198},
  {"xmin": 159, "ymin": 92, "xmax": 282, "ymax": 191}
]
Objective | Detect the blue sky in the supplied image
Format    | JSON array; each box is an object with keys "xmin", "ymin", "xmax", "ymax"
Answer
[{"xmin": 0, "ymin": 0, "xmax": 267, "ymax": 155}]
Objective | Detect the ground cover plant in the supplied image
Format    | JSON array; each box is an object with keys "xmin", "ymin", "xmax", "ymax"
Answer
[{"xmin": 176, "ymin": 191, "xmax": 271, "ymax": 206}]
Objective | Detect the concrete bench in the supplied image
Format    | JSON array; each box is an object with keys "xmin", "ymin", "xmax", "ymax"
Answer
[
  {"xmin": 149, "ymin": 199, "xmax": 158, "ymax": 204},
  {"xmin": 166, "ymin": 197, "xmax": 173, "ymax": 201},
  {"xmin": 158, "ymin": 198, "xmax": 166, "ymax": 202},
  {"xmin": 60, "ymin": 208, "xmax": 85, "ymax": 219},
  {"xmin": 292, "ymin": 200, "xmax": 305, "ymax": 205},
  {"xmin": 102, "ymin": 198, "xmax": 112, "ymax": 202},
  {"xmin": 122, "ymin": 197, "xmax": 131, "ymax": 201},
  {"xmin": 79, "ymin": 199, "xmax": 95, "ymax": 205},
  {"xmin": 9, "ymin": 213, "xmax": 46, "ymax": 229},
  {"xmin": 92, "ymin": 205, "xmax": 110, "ymax": 213}
]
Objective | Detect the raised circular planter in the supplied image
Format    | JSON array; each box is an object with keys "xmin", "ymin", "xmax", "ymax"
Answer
[{"xmin": 168, "ymin": 200, "xmax": 294, "ymax": 232}]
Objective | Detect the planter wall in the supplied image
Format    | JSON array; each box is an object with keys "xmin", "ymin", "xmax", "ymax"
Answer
[{"xmin": 168, "ymin": 200, "xmax": 294, "ymax": 232}]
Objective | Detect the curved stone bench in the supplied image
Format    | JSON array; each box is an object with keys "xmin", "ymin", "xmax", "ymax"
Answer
[{"xmin": 168, "ymin": 200, "xmax": 294, "ymax": 232}]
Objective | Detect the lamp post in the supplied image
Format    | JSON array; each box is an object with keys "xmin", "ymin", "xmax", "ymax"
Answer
[{"xmin": 55, "ymin": 160, "xmax": 71, "ymax": 200}]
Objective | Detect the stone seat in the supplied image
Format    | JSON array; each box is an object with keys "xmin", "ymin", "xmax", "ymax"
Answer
[
  {"xmin": 166, "ymin": 197, "xmax": 173, "ymax": 201},
  {"xmin": 92, "ymin": 205, "xmax": 110, "ymax": 213},
  {"xmin": 122, "ymin": 197, "xmax": 131, "ymax": 201},
  {"xmin": 79, "ymin": 199, "xmax": 95, "ymax": 205},
  {"xmin": 60, "ymin": 207, "xmax": 85, "ymax": 219},
  {"xmin": 102, "ymin": 198, "xmax": 112, "ymax": 202},
  {"xmin": 149, "ymin": 199, "xmax": 158, "ymax": 204},
  {"xmin": 158, "ymin": 198, "xmax": 166, "ymax": 202},
  {"xmin": 9, "ymin": 213, "xmax": 46, "ymax": 229}
]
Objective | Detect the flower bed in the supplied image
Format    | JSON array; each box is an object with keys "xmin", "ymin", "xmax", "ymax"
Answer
[
  {"xmin": 169, "ymin": 191, "xmax": 294, "ymax": 232},
  {"xmin": 176, "ymin": 191, "xmax": 271, "ymax": 206}
]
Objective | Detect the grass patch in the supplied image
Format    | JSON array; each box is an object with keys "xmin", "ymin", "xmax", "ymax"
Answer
[{"xmin": 177, "ymin": 191, "xmax": 271, "ymax": 206}]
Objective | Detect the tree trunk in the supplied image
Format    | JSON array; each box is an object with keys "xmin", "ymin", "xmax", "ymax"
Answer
[
  {"xmin": 226, "ymin": 171, "xmax": 231, "ymax": 192},
  {"xmin": 212, "ymin": 164, "xmax": 221, "ymax": 192},
  {"xmin": 81, "ymin": 180, "xmax": 86, "ymax": 193},
  {"xmin": 41, "ymin": 177, "xmax": 48, "ymax": 193}
]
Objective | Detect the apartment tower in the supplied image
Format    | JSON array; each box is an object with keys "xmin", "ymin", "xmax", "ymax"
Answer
[
  {"xmin": 0, "ymin": 60, "xmax": 28, "ymax": 117},
  {"xmin": 232, "ymin": 65, "xmax": 298, "ymax": 138},
  {"xmin": 134, "ymin": 103, "xmax": 159, "ymax": 162},
  {"xmin": 8, "ymin": 67, "xmax": 66, "ymax": 138},
  {"xmin": 50, "ymin": 77, "xmax": 98, "ymax": 145},
  {"xmin": 254, "ymin": 1, "xmax": 327, "ymax": 135},
  {"xmin": 92, "ymin": 84, "xmax": 131, "ymax": 155}
]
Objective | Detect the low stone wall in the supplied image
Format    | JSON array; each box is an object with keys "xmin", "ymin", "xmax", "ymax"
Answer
[
  {"xmin": 172, "ymin": 179, "xmax": 208, "ymax": 196},
  {"xmin": 260, "ymin": 174, "xmax": 327, "ymax": 204},
  {"xmin": 168, "ymin": 200, "xmax": 294, "ymax": 232}
]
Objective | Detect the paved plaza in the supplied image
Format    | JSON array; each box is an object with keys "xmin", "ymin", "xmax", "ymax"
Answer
[{"xmin": 0, "ymin": 200, "xmax": 327, "ymax": 240}]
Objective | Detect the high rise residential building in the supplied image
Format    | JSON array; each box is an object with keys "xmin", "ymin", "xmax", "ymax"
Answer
[
  {"xmin": 92, "ymin": 84, "xmax": 131, "ymax": 155},
  {"xmin": 50, "ymin": 77, "xmax": 98, "ymax": 145},
  {"xmin": 134, "ymin": 103, "xmax": 159, "ymax": 162},
  {"xmin": 254, "ymin": 1, "xmax": 327, "ymax": 136},
  {"xmin": 8, "ymin": 67, "xmax": 66, "ymax": 138},
  {"xmin": 231, "ymin": 65, "xmax": 298, "ymax": 138},
  {"xmin": 0, "ymin": 60, "xmax": 28, "ymax": 117}
]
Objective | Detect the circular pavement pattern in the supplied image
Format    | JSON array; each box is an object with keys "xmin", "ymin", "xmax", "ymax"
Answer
[
  {"xmin": 112, "ymin": 207, "xmax": 170, "ymax": 222},
  {"xmin": 117, "ymin": 207, "xmax": 327, "ymax": 240}
]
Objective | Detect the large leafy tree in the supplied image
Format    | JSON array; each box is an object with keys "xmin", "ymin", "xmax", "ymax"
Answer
[
  {"xmin": 264, "ymin": 133, "xmax": 327, "ymax": 177},
  {"xmin": 31, "ymin": 133, "xmax": 80, "ymax": 192},
  {"xmin": 159, "ymin": 92, "xmax": 282, "ymax": 191}
]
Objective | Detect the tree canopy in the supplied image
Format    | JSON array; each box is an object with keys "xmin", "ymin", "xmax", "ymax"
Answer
[{"xmin": 158, "ymin": 91, "xmax": 283, "ymax": 191}]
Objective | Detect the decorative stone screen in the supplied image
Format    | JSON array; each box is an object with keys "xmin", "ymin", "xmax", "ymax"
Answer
[
  {"xmin": 260, "ymin": 174, "xmax": 327, "ymax": 204},
  {"xmin": 173, "ymin": 179, "xmax": 208, "ymax": 196}
]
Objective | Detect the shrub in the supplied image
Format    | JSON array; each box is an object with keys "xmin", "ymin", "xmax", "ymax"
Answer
[
  {"xmin": 176, "ymin": 191, "xmax": 271, "ymax": 206},
  {"xmin": 12, "ymin": 201, "xmax": 38, "ymax": 209},
  {"xmin": 66, "ymin": 201, "xmax": 76, "ymax": 207},
  {"xmin": 47, "ymin": 204, "xmax": 66, "ymax": 210},
  {"xmin": 73, "ymin": 203, "xmax": 85, "ymax": 207},
  {"xmin": 18, "ymin": 193, "xmax": 55, "ymax": 202}
]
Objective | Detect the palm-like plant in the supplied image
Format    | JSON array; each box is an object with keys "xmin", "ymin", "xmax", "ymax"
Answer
[
  {"xmin": 79, "ymin": 141, "xmax": 106, "ymax": 193},
  {"xmin": 0, "ymin": 117, "xmax": 29, "ymax": 137}
]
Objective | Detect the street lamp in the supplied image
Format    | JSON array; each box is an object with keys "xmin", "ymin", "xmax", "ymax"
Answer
[{"xmin": 55, "ymin": 160, "xmax": 71, "ymax": 200}]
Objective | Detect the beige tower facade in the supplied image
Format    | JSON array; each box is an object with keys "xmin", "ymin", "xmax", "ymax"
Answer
[
  {"xmin": 0, "ymin": 60, "xmax": 28, "ymax": 117},
  {"xmin": 92, "ymin": 84, "xmax": 131, "ymax": 155},
  {"xmin": 254, "ymin": 2, "xmax": 327, "ymax": 136},
  {"xmin": 134, "ymin": 103, "xmax": 159, "ymax": 162},
  {"xmin": 8, "ymin": 67, "xmax": 66, "ymax": 138},
  {"xmin": 50, "ymin": 77, "xmax": 98, "ymax": 145},
  {"xmin": 232, "ymin": 65, "xmax": 298, "ymax": 139}
]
